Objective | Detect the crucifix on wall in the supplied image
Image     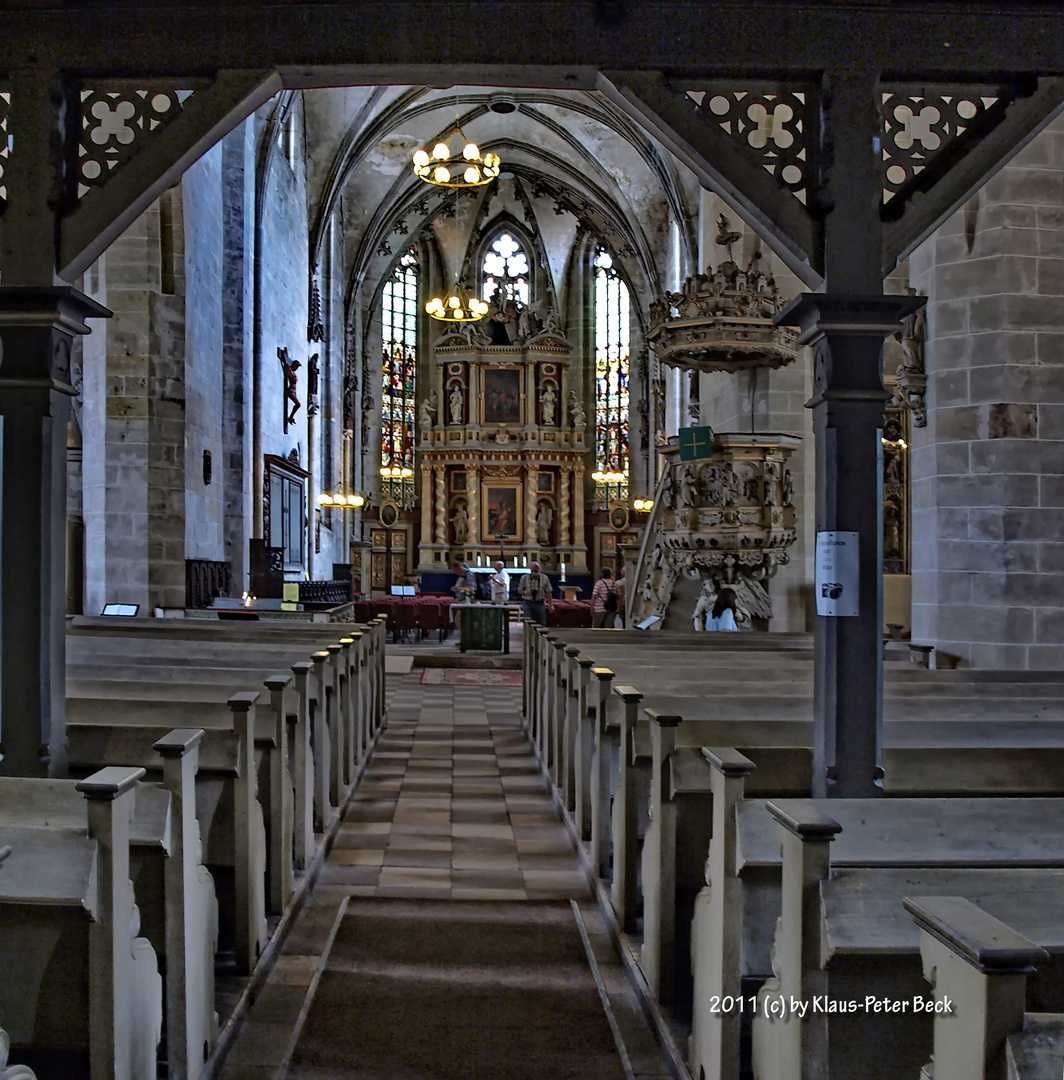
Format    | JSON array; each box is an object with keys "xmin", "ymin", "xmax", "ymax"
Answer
[{"xmin": 278, "ymin": 346, "xmax": 301, "ymax": 432}]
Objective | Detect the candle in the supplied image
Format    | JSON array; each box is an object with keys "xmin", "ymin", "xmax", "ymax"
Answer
[
  {"xmin": 561, "ymin": 561, "xmax": 566, "ymax": 582},
  {"xmin": 522, "ymin": 556, "xmax": 528, "ymax": 567},
  {"xmin": 513, "ymin": 556, "xmax": 518, "ymax": 567}
]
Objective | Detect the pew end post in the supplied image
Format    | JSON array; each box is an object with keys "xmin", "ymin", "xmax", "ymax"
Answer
[
  {"xmin": 550, "ymin": 638, "xmax": 569, "ymax": 789},
  {"xmin": 562, "ymin": 646, "xmax": 582, "ymax": 814},
  {"xmin": 325, "ymin": 644, "xmax": 346, "ymax": 810},
  {"xmin": 642, "ymin": 708, "xmax": 683, "ymax": 1005},
  {"xmin": 904, "ymin": 896, "xmax": 1047, "ymax": 1080},
  {"xmin": 153, "ymin": 728, "xmax": 216, "ymax": 1080},
  {"xmin": 290, "ymin": 661, "xmax": 314, "ymax": 869},
  {"xmin": 590, "ymin": 667, "xmax": 616, "ymax": 881},
  {"xmin": 690, "ymin": 747, "xmax": 757, "ymax": 1080},
  {"xmin": 77, "ymin": 766, "xmax": 160, "ymax": 1080},
  {"xmin": 309, "ymin": 652, "xmax": 330, "ymax": 834},
  {"xmin": 226, "ymin": 691, "xmax": 260, "ymax": 976},
  {"xmin": 263, "ymin": 673, "xmax": 295, "ymax": 916},
  {"xmin": 611, "ymin": 684, "xmax": 643, "ymax": 933},
  {"xmin": 752, "ymin": 800, "xmax": 842, "ymax": 1080}
]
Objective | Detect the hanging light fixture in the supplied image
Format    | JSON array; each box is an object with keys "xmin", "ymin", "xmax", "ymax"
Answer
[
  {"xmin": 379, "ymin": 466, "xmax": 414, "ymax": 479},
  {"xmin": 412, "ymin": 125, "xmax": 501, "ymax": 188},
  {"xmin": 425, "ymin": 280, "xmax": 489, "ymax": 323},
  {"xmin": 592, "ymin": 469, "xmax": 628, "ymax": 484},
  {"xmin": 317, "ymin": 491, "xmax": 366, "ymax": 508}
]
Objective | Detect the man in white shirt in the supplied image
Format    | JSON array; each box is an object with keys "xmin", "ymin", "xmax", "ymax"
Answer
[{"xmin": 490, "ymin": 560, "xmax": 510, "ymax": 604}]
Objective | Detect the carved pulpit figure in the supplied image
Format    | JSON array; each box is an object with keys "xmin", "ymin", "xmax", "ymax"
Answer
[
  {"xmin": 541, "ymin": 385, "xmax": 557, "ymax": 425},
  {"xmin": 679, "ymin": 464, "xmax": 697, "ymax": 508},
  {"xmin": 278, "ymin": 347, "xmax": 301, "ymax": 431}
]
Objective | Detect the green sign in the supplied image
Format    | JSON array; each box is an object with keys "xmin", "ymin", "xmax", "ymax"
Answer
[{"xmin": 678, "ymin": 425, "xmax": 715, "ymax": 461}]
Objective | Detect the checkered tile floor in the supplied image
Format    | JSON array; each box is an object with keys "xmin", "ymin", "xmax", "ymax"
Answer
[{"xmin": 318, "ymin": 674, "xmax": 589, "ymax": 901}]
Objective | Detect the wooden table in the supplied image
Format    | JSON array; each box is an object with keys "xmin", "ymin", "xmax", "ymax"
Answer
[{"xmin": 452, "ymin": 603, "xmax": 510, "ymax": 653}]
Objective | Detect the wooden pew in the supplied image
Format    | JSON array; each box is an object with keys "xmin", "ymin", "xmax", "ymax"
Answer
[
  {"xmin": 66, "ymin": 694, "xmax": 267, "ymax": 977},
  {"xmin": 741, "ymin": 798, "xmax": 1064, "ymax": 1080},
  {"xmin": 904, "ymin": 897, "xmax": 1054, "ymax": 1080},
  {"xmin": 0, "ymin": 732, "xmax": 216, "ymax": 1080},
  {"xmin": 0, "ymin": 768, "xmax": 163, "ymax": 1080},
  {"xmin": 0, "ymin": 848, "xmax": 37, "ymax": 1080}
]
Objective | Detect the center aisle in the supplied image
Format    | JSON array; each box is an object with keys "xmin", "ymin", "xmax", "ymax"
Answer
[{"xmin": 220, "ymin": 672, "xmax": 672, "ymax": 1080}]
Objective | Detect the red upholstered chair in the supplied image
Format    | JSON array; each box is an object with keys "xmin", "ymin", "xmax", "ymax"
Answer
[
  {"xmin": 393, "ymin": 598, "xmax": 417, "ymax": 643},
  {"xmin": 417, "ymin": 599, "xmax": 444, "ymax": 641},
  {"xmin": 354, "ymin": 600, "xmax": 374, "ymax": 623}
]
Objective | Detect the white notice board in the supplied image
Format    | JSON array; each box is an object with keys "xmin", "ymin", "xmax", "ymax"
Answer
[{"xmin": 815, "ymin": 532, "xmax": 859, "ymax": 617}]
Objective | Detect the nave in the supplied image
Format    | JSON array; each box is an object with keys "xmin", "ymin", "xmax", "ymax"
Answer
[{"xmin": 216, "ymin": 668, "xmax": 672, "ymax": 1080}]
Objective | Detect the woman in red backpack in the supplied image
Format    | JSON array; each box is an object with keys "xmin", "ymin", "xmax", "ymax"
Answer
[{"xmin": 591, "ymin": 567, "xmax": 619, "ymax": 629}]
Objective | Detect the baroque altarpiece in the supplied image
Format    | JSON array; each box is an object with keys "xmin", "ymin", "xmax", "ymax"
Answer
[{"xmin": 416, "ymin": 325, "xmax": 590, "ymax": 572}]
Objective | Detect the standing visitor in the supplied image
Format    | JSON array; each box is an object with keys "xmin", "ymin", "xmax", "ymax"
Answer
[
  {"xmin": 705, "ymin": 587, "xmax": 739, "ymax": 631},
  {"xmin": 590, "ymin": 567, "xmax": 619, "ymax": 629},
  {"xmin": 519, "ymin": 561, "xmax": 553, "ymax": 626},
  {"xmin": 615, "ymin": 565, "xmax": 627, "ymax": 628},
  {"xmin": 490, "ymin": 560, "xmax": 510, "ymax": 604}
]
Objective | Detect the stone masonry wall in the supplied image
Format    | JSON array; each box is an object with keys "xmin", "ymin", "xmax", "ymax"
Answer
[{"xmin": 908, "ymin": 116, "xmax": 1064, "ymax": 669}]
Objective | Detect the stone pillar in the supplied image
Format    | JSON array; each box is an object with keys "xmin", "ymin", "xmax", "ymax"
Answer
[
  {"xmin": 780, "ymin": 294, "xmax": 921, "ymax": 798},
  {"xmin": 559, "ymin": 466, "xmax": 573, "ymax": 549},
  {"xmin": 434, "ymin": 466, "xmax": 447, "ymax": 545},
  {"xmin": 419, "ymin": 462, "xmax": 433, "ymax": 558},
  {"xmin": 466, "ymin": 462, "xmax": 480, "ymax": 551},
  {"xmin": 0, "ymin": 287, "xmax": 111, "ymax": 776},
  {"xmin": 573, "ymin": 465, "xmax": 587, "ymax": 569},
  {"xmin": 525, "ymin": 464, "xmax": 539, "ymax": 549},
  {"xmin": 909, "ymin": 127, "xmax": 1064, "ymax": 669}
]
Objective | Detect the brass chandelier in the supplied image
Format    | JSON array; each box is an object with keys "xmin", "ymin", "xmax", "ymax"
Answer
[
  {"xmin": 425, "ymin": 281, "xmax": 489, "ymax": 323},
  {"xmin": 412, "ymin": 125, "xmax": 501, "ymax": 188}
]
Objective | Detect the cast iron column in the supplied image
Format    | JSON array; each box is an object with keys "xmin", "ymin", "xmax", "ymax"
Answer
[{"xmin": 0, "ymin": 287, "xmax": 111, "ymax": 775}]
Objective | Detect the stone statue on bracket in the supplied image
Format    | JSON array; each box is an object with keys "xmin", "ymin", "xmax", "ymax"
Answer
[
  {"xmin": 567, "ymin": 390, "xmax": 586, "ymax": 430},
  {"xmin": 451, "ymin": 502, "xmax": 469, "ymax": 545},
  {"xmin": 449, "ymin": 383, "xmax": 464, "ymax": 425},
  {"xmin": 536, "ymin": 502, "xmax": 553, "ymax": 546},
  {"xmin": 541, "ymin": 384, "xmax": 557, "ymax": 425},
  {"xmin": 419, "ymin": 389, "xmax": 438, "ymax": 429},
  {"xmin": 781, "ymin": 469, "xmax": 794, "ymax": 507}
]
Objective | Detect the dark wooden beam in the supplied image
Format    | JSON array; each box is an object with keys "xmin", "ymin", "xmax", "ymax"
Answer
[
  {"xmin": 3, "ymin": 3, "xmax": 1064, "ymax": 77},
  {"xmin": 598, "ymin": 71, "xmax": 822, "ymax": 285},
  {"xmin": 883, "ymin": 76, "xmax": 1064, "ymax": 272},
  {"xmin": 60, "ymin": 69, "xmax": 281, "ymax": 280}
]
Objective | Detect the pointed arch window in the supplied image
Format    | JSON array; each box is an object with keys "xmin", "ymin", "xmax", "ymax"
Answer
[
  {"xmin": 381, "ymin": 249, "xmax": 418, "ymax": 507},
  {"xmin": 594, "ymin": 248, "xmax": 630, "ymax": 506},
  {"xmin": 482, "ymin": 231, "xmax": 530, "ymax": 306}
]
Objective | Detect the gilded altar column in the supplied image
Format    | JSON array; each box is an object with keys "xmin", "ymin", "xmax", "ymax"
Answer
[
  {"xmin": 573, "ymin": 465, "xmax": 587, "ymax": 567},
  {"xmin": 420, "ymin": 463, "xmax": 433, "ymax": 557},
  {"xmin": 467, "ymin": 462, "xmax": 480, "ymax": 553},
  {"xmin": 525, "ymin": 464, "xmax": 540, "ymax": 550},
  {"xmin": 434, "ymin": 467, "xmax": 447, "ymax": 545},
  {"xmin": 559, "ymin": 466, "xmax": 572, "ymax": 549}
]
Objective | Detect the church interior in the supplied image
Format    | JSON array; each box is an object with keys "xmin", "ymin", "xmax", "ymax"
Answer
[{"xmin": 0, "ymin": 4, "xmax": 1063, "ymax": 1080}]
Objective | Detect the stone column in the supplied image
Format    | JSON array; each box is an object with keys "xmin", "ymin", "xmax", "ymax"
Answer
[
  {"xmin": 909, "ymin": 124, "xmax": 1064, "ymax": 669},
  {"xmin": 779, "ymin": 294, "xmax": 921, "ymax": 798},
  {"xmin": 467, "ymin": 462, "xmax": 480, "ymax": 551},
  {"xmin": 434, "ymin": 466, "xmax": 447, "ymax": 545},
  {"xmin": 573, "ymin": 465, "xmax": 587, "ymax": 568},
  {"xmin": 0, "ymin": 287, "xmax": 111, "ymax": 776},
  {"xmin": 419, "ymin": 462, "xmax": 433, "ymax": 560},
  {"xmin": 525, "ymin": 464, "xmax": 539, "ymax": 549},
  {"xmin": 559, "ymin": 466, "xmax": 573, "ymax": 549}
]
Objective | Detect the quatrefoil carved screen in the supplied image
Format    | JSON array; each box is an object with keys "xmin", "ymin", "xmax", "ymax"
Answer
[
  {"xmin": 0, "ymin": 92, "xmax": 9, "ymax": 207},
  {"xmin": 684, "ymin": 89, "xmax": 815, "ymax": 205},
  {"xmin": 880, "ymin": 90, "xmax": 1003, "ymax": 203},
  {"xmin": 79, "ymin": 88, "xmax": 192, "ymax": 196}
]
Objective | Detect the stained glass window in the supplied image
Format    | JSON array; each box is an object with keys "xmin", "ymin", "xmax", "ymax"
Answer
[
  {"xmin": 380, "ymin": 250, "xmax": 418, "ymax": 507},
  {"xmin": 594, "ymin": 248, "xmax": 630, "ymax": 507},
  {"xmin": 482, "ymin": 232, "xmax": 530, "ymax": 306}
]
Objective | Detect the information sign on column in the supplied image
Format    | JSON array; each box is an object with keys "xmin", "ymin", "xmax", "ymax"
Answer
[{"xmin": 815, "ymin": 531, "xmax": 860, "ymax": 617}]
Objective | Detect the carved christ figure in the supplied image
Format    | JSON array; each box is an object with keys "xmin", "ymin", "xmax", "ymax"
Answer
[{"xmin": 278, "ymin": 346, "xmax": 301, "ymax": 428}]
